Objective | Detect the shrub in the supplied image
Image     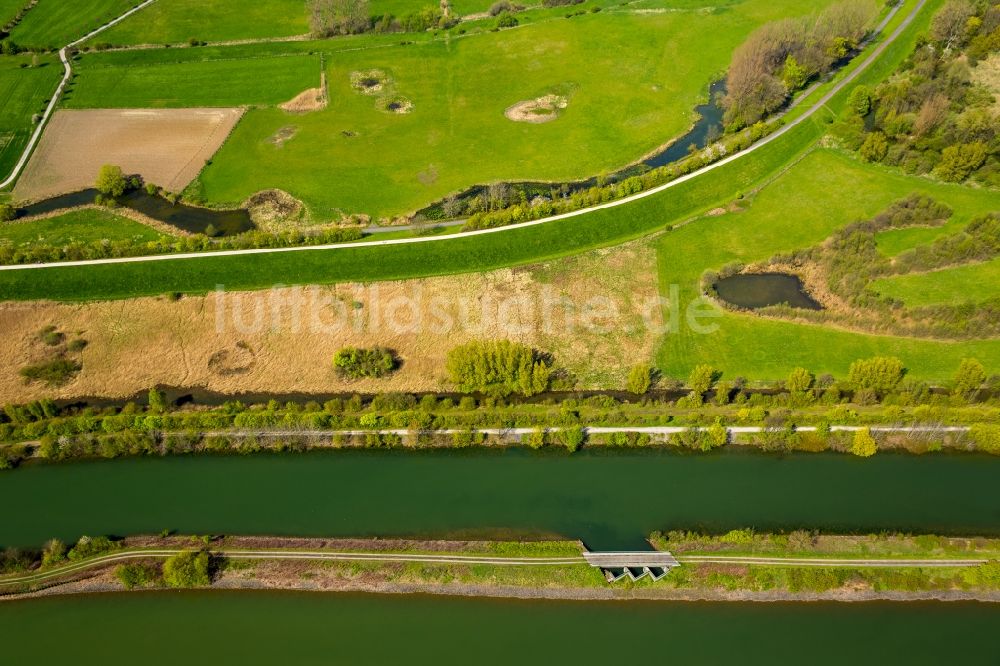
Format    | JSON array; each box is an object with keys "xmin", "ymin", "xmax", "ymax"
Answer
[
  {"xmin": 19, "ymin": 358, "xmax": 82, "ymax": 386},
  {"xmin": 859, "ymin": 131, "xmax": 889, "ymax": 162},
  {"xmin": 848, "ymin": 356, "xmax": 904, "ymax": 393},
  {"xmin": 333, "ymin": 347, "xmax": 397, "ymax": 379},
  {"xmin": 969, "ymin": 424, "xmax": 1000, "ymax": 454},
  {"xmin": 95, "ymin": 164, "xmax": 127, "ymax": 197},
  {"xmin": 786, "ymin": 367, "xmax": 814, "ymax": 393},
  {"xmin": 687, "ymin": 364, "xmax": 718, "ymax": 399},
  {"xmin": 162, "ymin": 550, "xmax": 211, "ymax": 588},
  {"xmin": 446, "ymin": 340, "xmax": 551, "ymax": 397},
  {"xmin": 850, "ymin": 427, "xmax": 878, "ymax": 457},
  {"xmin": 561, "ymin": 425, "xmax": 585, "ymax": 452},
  {"xmin": 626, "ymin": 364, "xmax": 652, "ymax": 394},
  {"xmin": 526, "ymin": 428, "xmax": 546, "ymax": 450},
  {"xmin": 41, "ymin": 539, "xmax": 66, "ymax": 567},
  {"xmin": 0, "ymin": 203, "xmax": 15, "ymax": 222},
  {"xmin": 953, "ymin": 358, "xmax": 986, "ymax": 397},
  {"xmin": 848, "ymin": 85, "xmax": 871, "ymax": 116},
  {"xmin": 496, "ymin": 12, "xmax": 518, "ymax": 28},
  {"xmin": 116, "ymin": 562, "xmax": 160, "ymax": 589},
  {"xmin": 67, "ymin": 535, "xmax": 119, "ymax": 561}
]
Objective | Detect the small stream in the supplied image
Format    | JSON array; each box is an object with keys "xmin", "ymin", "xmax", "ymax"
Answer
[{"xmin": 16, "ymin": 189, "xmax": 254, "ymax": 236}]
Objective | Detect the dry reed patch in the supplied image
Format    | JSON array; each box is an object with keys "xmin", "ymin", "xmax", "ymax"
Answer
[
  {"xmin": 972, "ymin": 54, "xmax": 1000, "ymax": 113},
  {"xmin": 504, "ymin": 95, "xmax": 568, "ymax": 124},
  {"xmin": 0, "ymin": 243, "xmax": 661, "ymax": 402},
  {"xmin": 13, "ymin": 108, "xmax": 244, "ymax": 202}
]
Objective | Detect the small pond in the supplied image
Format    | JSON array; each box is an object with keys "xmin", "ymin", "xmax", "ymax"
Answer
[
  {"xmin": 17, "ymin": 189, "xmax": 254, "ymax": 236},
  {"xmin": 714, "ymin": 273, "xmax": 822, "ymax": 310}
]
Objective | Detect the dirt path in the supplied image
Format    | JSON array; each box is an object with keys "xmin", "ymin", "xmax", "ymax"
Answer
[{"xmin": 0, "ymin": 0, "xmax": 921, "ymax": 272}]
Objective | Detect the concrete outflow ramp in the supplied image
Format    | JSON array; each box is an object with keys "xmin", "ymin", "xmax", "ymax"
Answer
[{"xmin": 13, "ymin": 107, "xmax": 244, "ymax": 202}]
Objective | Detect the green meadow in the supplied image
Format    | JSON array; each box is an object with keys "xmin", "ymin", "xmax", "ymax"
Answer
[
  {"xmin": 0, "ymin": 53, "xmax": 63, "ymax": 180},
  {"xmin": 872, "ymin": 259, "xmax": 1000, "ymax": 308},
  {"xmin": 0, "ymin": 209, "xmax": 171, "ymax": 247},
  {"xmin": 63, "ymin": 52, "xmax": 322, "ymax": 108},
  {"xmin": 93, "ymin": 0, "xmax": 310, "ymax": 45},
  {"xmin": 8, "ymin": 0, "xmax": 138, "ymax": 49},
  {"xmin": 655, "ymin": 149, "xmax": 1000, "ymax": 382},
  {"xmin": 64, "ymin": 0, "xmax": 844, "ymax": 219}
]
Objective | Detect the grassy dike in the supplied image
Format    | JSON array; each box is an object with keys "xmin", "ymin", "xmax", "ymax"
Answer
[
  {"xmin": 0, "ymin": 0, "xmax": 935, "ymax": 302},
  {"xmin": 3, "ymin": 532, "xmax": 1000, "ymax": 603}
]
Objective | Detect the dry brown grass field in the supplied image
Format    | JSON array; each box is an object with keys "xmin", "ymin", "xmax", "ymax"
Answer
[
  {"xmin": 0, "ymin": 242, "xmax": 660, "ymax": 402},
  {"xmin": 13, "ymin": 108, "xmax": 244, "ymax": 201}
]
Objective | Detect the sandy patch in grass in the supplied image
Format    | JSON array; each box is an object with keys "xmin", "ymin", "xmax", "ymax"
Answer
[
  {"xmin": 350, "ymin": 69, "xmax": 388, "ymax": 95},
  {"xmin": 505, "ymin": 95, "xmax": 568, "ymax": 124},
  {"xmin": 268, "ymin": 125, "xmax": 298, "ymax": 148},
  {"xmin": 13, "ymin": 108, "xmax": 245, "ymax": 202},
  {"xmin": 380, "ymin": 96, "xmax": 413, "ymax": 114},
  {"xmin": 280, "ymin": 73, "xmax": 328, "ymax": 113},
  {"xmin": 0, "ymin": 243, "xmax": 661, "ymax": 402}
]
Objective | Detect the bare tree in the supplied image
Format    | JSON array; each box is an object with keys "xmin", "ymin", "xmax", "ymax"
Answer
[
  {"xmin": 309, "ymin": 0, "xmax": 370, "ymax": 37},
  {"xmin": 931, "ymin": 0, "xmax": 975, "ymax": 51}
]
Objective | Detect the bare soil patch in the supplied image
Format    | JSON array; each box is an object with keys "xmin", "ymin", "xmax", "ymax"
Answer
[
  {"xmin": 280, "ymin": 73, "xmax": 328, "ymax": 113},
  {"xmin": 0, "ymin": 243, "xmax": 661, "ymax": 402},
  {"xmin": 505, "ymin": 95, "xmax": 568, "ymax": 124},
  {"xmin": 14, "ymin": 108, "xmax": 244, "ymax": 202}
]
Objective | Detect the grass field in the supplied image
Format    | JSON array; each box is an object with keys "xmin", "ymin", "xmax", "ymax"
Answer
[
  {"xmin": 655, "ymin": 149, "xmax": 1000, "ymax": 382},
  {"xmin": 62, "ymin": 53, "xmax": 322, "ymax": 108},
  {"xmin": 65, "ymin": 0, "xmax": 845, "ymax": 219},
  {"xmin": 0, "ymin": 209, "xmax": 171, "ymax": 247},
  {"xmin": 94, "ymin": 0, "xmax": 310, "ymax": 45},
  {"xmin": 875, "ymin": 214, "xmax": 971, "ymax": 256},
  {"xmin": 0, "ymin": 53, "xmax": 63, "ymax": 182},
  {"xmin": 8, "ymin": 0, "xmax": 138, "ymax": 49},
  {"xmin": 871, "ymin": 258, "xmax": 1000, "ymax": 308},
  {"xmin": 0, "ymin": 0, "xmax": 24, "ymax": 25}
]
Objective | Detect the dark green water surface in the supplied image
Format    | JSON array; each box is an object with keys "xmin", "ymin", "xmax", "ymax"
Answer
[
  {"xmin": 3, "ymin": 448, "xmax": 999, "ymax": 550},
  {"xmin": 2, "ymin": 592, "xmax": 998, "ymax": 665}
]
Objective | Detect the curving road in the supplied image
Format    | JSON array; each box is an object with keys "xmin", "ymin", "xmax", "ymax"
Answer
[{"xmin": 0, "ymin": 0, "xmax": 926, "ymax": 272}]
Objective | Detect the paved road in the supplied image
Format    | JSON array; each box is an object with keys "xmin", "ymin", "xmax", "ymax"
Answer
[{"xmin": 0, "ymin": 0, "xmax": 925, "ymax": 272}]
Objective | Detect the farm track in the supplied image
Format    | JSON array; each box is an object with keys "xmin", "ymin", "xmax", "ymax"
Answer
[{"xmin": 0, "ymin": 0, "xmax": 923, "ymax": 272}]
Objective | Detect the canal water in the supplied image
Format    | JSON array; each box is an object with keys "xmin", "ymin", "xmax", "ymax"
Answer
[
  {"xmin": 2, "ymin": 592, "xmax": 998, "ymax": 665},
  {"xmin": 2, "ymin": 448, "xmax": 999, "ymax": 550}
]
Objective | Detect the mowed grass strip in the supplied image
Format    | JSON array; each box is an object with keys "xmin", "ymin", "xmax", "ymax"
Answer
[
  {"xmin": 9, "ymin": 0, "xmax": 139, "ymax": 49},
  {"xmin": 871, "ymin": 258, "xmax": 1000, "ymax": 307},
  {"xmin": 654, "ymin": 149, "xmax": 1000, "ymax": 382},
  {"xmin": 62, "ymin": 53, "xmax": 322, "ymax": 108},
  {"xmin": 0, "ymin": 209, "xmax": 172, "ymax": 247},
  {"xmin": 92, "ymin": 0, "xmax": 310, "ymax": 45},
  {"xmin": 0, "ymin": 53, "xmax": 64, "ymax": 181}
]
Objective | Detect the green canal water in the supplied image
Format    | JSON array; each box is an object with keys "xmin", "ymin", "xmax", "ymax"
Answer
[
  {"xmin": 3, "ymin": 592, "xmax": 999, "ymax": 664},
  {"xmin": 2, "ymin": 448, "xmax": 1000, "ymax": 550}
]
